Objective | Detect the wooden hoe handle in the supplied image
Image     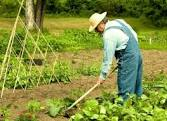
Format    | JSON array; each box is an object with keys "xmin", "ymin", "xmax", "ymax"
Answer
[
  {"xmin": 66, "ymin": 82, "xmax": 100, "ymax": 111},
  {"xmin": 66, "ymin": 66, "xmax": 118, "ymax": 111}
]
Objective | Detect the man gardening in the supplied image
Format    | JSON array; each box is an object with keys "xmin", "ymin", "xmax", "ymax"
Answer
[{"xmin": 89, "ymin": 12, "xmax": 143, "ymax": 100}]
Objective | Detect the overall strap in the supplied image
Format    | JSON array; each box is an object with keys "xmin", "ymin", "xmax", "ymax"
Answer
[
  {"xmin": 104, "ymin": 19, "xmax": 136, "ymax": 40},
  {"xmin": 114, "ymin": 19, "xmax": 136, "ymax": 40}
]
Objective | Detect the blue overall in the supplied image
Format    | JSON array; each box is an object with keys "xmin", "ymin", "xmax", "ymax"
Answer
[{"xmin": 105, "ymin": 20, "xmax": 143, "ymax": 100}]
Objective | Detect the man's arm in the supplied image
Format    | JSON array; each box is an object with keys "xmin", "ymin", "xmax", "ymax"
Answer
[{"xmin": 99, "ymin": 32, "xmax": 117, "ymax": 81}]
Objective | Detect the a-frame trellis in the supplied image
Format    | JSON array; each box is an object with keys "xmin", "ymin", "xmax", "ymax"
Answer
[{"xmin": 0, "ymin": 0, "xmax": 60, "ymax": 98}]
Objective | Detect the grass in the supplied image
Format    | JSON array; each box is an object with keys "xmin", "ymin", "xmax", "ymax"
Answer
[
  {"xmin": 0, "ymin": 28, "xmax": 166, "ymax": 56},
  {"xmin": 0, "ymin": 16, "xmax": 166, "ymax": 33},
  {"xmin": 138, "ymin": 30, "xmax": 167, "ymax": 50},
  {"xmin": 0, "ymin": 17, "xmax": 167, "ymax": 52}
]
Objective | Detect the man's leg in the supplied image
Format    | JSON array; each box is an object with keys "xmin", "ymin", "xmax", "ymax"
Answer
[
  {"xmin": 135, "ymin": 55, "xmax": 143, "ymax": 97},
  {"xmin": 117, "ymin": 54, "xmax": 138, "ymax": 100}
]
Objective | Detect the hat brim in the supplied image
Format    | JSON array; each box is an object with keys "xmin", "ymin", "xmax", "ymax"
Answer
[{"xmin": 89, "ymin": 12, "xmax": 107, "ymax": 32}]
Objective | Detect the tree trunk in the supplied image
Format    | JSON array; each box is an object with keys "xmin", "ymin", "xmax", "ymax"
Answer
[
  {"xmin": 35, "ymin": 0, "xmax": 46, "ymax": 30},
  {"xmin": 25, "ymin": 0, "xmax": 35, "ymax": 30}
]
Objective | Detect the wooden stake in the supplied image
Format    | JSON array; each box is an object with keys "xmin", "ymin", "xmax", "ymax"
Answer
[{"xmin": 0, "ymin": 0, "xmax": 25, "ymax": 98}]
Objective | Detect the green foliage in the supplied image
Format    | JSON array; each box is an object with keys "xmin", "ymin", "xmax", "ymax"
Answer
[
  {"xmin": 0, "ymin": 29, "xmax": 102, "ymax": 54},
  {"xmin": 70, "ymin": 74, "xmax": 167, "ymax": 121},
  {"xmin": 42, "ymin": 61, "xmax": 74, "ymax": 84},
  {"xmin": 138, "ymin": 31, "xmax": 167, "ymax": 50},
  {"xmin": 53, "ymin": 61, "xmax": 73, "ymax": 83},
  {"xmin": 0, "ymin": 106, "xmax": 10, "ymax": 121},
  {"xmin": 143, "ymin": 0, "xmax": 167, "ymax": 27},
  {"xmin": 45, "ymin": 0, "xmax": 167, "ymax": 27},
  {"xmin": 27, "ymin": 100, "xmax": 41, "ymax": 113},
  {"xmin": 16, "ymin": 98, "xmax": 73, "ymax": 120},
  {"xmin": 0, "ymin": 28, "xmax": 166, "ymax": 56},
  {"xmin": 69, "ymin": 88, "xmax": 85, "ymax": 100},
  {"xmin": 46, "ymin": 98, "xmax": 75, "ymax": 117},
  {"xmin": 0, "ymin": 30, "xmax": 10, "ymax": 55},
  {"xmin": 46, "ymin": 99, "xmax": 65, "ymax": 117},
  {"xmin": 46, "ymin": 0, "xmax": 66, "ymax": 14},
  {"xmin": 16, "ymin": 112, "xmax": 37, "ymax": 121},
  {"xmin": 77, "ymin": 64, "xmax": 100, "ymax": 76},
  {"xmin": 0, "ymin": 0, "xmax": 19, "ymax": 18},
  {"xmin": 0, "ymin": 59, "xmax": 74, "ymax": 89},
  {"xmin": 62, "ymin": 97, "xmax": 75, "ymax": 108},
  {"xmin": 0, "ymin": 0, "xmax": 167, "ymax": 27},
  {"xmin": 45, "ymin": 29, "xmax": 102, "ymax": 51},
  {"xmin": 1, "ymin": 57, "xmax": 31, "ymax": 89},
  {"xmin": 43, "ymin": 61, "xmax": 75, "ymax": 84}
]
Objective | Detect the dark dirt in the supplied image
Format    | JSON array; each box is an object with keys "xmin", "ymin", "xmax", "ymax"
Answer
[{"xmin": 0, "ymin": 49, "xmax": 167, "ymax": 121}]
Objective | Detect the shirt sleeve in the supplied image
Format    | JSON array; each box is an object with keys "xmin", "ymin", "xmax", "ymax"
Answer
[{"xmin": 99, "ymin": 31, "xmax": 117, "ymax": 80}]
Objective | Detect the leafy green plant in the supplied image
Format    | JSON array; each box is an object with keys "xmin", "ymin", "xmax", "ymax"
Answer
[
  {"xmin": 69, "ymin": 88, "xmax": 85, "ymax": 100},
  {"xmin": 46, "ymin": 98, "xmax": 75, "ymax": 118},
  {"xmin": 2, "ymin": 57, "xmax": 30, "ymax": 89},
  {"xmin": 138, "ymin": 31, "xmax": 167, "ymax": 50},
  {"xmin": 54, "ymin": 61, "xmax": 73, "ymax": 83},
  {"xmin": 77, "ymin": 64, "xmax": 100, "ymax": 76},
  {"xmin": 27, "ymin": 100, "xmax": 41, "ymax": 113},
  {"xmin": 16, "ymin": 112, "xmax": 37, "ymax": 121},
  {"xmin": 0, "ymin": 107, "xmax": 10, "ymax": 121},
  {"xmin": 47, "ymin": 29, "xmax": 102, "ymax": 51},
  {"xmin": 62, "ymin": 97, "xmax": 75, "ymax": 108},
  {"xmin": 70, "ymin": 74, "xmax": 167, "ymax": 121},
  {"xmin": 46, "ymin": 99, "xmax": 65, "ymax": 117},
  {"xmin": 0, "ymin": 57, "xmax": 75, "ymax": 89}
]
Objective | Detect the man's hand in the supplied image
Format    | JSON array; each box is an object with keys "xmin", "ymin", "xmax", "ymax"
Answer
[{"xmin": 97, "ymin": 78, "xmax": 104, "ymax": 84}]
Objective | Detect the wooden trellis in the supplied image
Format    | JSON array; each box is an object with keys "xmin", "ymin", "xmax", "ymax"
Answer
[{"xmin": 0, "ymin": 0, "xmax": 60, "ymax": 98}]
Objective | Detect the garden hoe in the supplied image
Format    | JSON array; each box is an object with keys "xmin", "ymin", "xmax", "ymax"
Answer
[{"xmin": 64, "ymin": 66, "xmax": 118, "ymax": 117}]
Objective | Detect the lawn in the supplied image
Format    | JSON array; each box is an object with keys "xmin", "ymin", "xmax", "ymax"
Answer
[{"xmin": 0, "ymin": 17, "xmax": 167, "ymax": 52}]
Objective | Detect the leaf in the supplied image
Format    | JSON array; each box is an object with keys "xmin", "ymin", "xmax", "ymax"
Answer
[
  {"xmin": 141, "ymin": 94, "xmax": 148, "ymax": 101},
  {"xmin": 98, "ymin": 114, "xmax": 107, "ymax": 120},
  {"xmin": 160, "ymin": 100, "xmax": 166, "ymax": 106},
  {"xmin": 48, "ymin": 106, "xmax": 61, "ymax": 117},
  {"xmin": 100, "ymin": 106, "xmax": 106, "ymax": 114},
  {"xmin": 63, "ymin": 97, "xmax": 75, "ymax": 107},
  {"xmin": 83, "ymin": 109, "xmax": 92, "ymax": 117},
  {"xmin": 111, "ymin": 116, "xmax": 119, "ymax": 121},
  {"xmin": 70, "ymin": 113, "xmax": 84, "ymax": 121},
  {"xmin": 90, "ymin": 114, "xmax": 99, "ymax": 120},
  {"xmin": 83, "ymin": 99, "xmax": 99, "ymax": 109},
  {"xmin": 46, "ymin": 99, "xmax": 64, "ymax": 117}
]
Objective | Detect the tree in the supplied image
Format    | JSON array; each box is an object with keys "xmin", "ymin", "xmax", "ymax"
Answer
[
  {"xmin": 25, "ymin": 0, "xmax": 35, "ymax": 30},
  {"xmin": 35, "ymin": 0, "xmax": 46, "ymax": 30},
  {"xmin": 25, "ymin": 0, "xmax": 46, "ymax": 30}
]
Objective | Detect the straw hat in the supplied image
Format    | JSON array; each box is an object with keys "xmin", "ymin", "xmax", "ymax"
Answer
[{"xmin": 89, "ymin": 12, "xmax": 107, "ymax": 32}]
